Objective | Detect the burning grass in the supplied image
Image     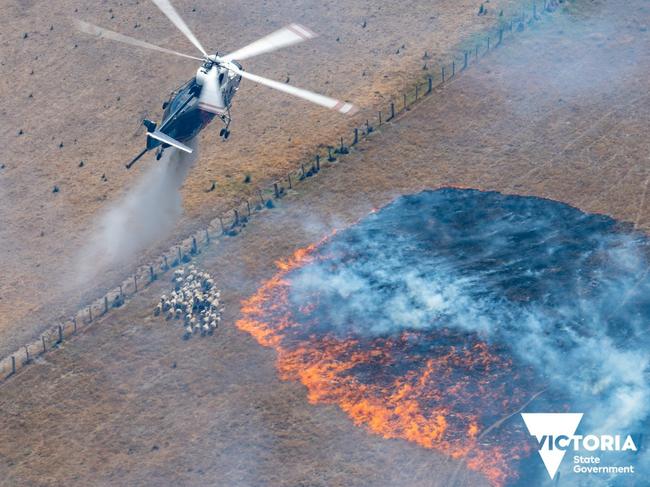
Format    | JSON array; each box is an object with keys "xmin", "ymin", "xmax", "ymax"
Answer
[{"xmin": 238, "ymin": 189, "xmax": 650, "ymax": 485}]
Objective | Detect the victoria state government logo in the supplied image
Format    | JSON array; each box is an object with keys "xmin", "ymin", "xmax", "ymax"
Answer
[{"xmin": 521, "ymin": 413, "xmax": 638, "ymax": 480}]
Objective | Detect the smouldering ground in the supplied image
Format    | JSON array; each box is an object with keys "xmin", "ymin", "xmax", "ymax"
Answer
[{"xmin": 1, "ymin": 1, "xmax": 649, "ymax": 486}]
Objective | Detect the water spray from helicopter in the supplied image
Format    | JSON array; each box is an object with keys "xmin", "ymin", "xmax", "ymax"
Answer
[{"xmin": 75, "ymin": 143, "xmax": 198, "ymax": 287}]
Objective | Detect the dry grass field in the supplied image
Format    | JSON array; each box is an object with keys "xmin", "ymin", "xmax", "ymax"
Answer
[
  {"xmin": 0, "ymin": 0, "xmax": 518, "ymax": 356},
  {"xmin": 1, "ymin": 0, "xmax": 649, "ymax": 485}
]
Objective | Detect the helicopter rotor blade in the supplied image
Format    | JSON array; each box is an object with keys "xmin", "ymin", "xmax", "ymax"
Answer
[
  {"xmin": 74, "ymin": 20, "xmax": 203, "ymax": 61},
  {"xmin": 150, "ymin": 0, "xmax": 208, "ymax": 57},
  {"xmin": 233, "ymin": 68, "xmax": 357, "ymax": 115},
  {"xmin": 221, "ymin": 24, "xmax": 317, "ymax": 62},
  {"xmin": 198, "ymin": 66, "xmax": 226, "ymax": 114}
]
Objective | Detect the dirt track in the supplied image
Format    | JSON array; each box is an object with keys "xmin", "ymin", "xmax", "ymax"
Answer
[
  {"xmin": 1, "ymin": 1, "xmax": 648, "ymax": 485},
  {"xmin": 0, "ymin": 0, "xmax": 518, "ymax": 357}
]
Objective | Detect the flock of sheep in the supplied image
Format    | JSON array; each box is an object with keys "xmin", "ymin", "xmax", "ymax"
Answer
[{"xmin": 154, "ymin": 264, "xmax": 223, "ymax": 338}]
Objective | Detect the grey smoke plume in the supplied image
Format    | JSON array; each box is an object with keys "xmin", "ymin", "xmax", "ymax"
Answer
[
  {"xmin": 288, "ymin": 189, "xmax": 650, "ymax": 484},
  {"xmin": 76, "ymin": 143, "xmax": 197, "ymax": 285}
]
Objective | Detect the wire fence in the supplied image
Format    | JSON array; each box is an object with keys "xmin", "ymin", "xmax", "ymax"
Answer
[{"xmin": 0, "ymin": 0, "xmax": 560, "ymax": 383}]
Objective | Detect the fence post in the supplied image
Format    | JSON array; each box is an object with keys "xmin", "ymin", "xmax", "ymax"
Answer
[
  {"xmin": 219, "ymin": 216, "xmax": 225, "ymax": 233},
  {"xmin": 353, "ymin": 128, "xmax": 358, "ymax": 145},
  {"xmin": 233, "ymin": 209, "xmax": 239, "ymax": 225},
  {"xmin": 205, "ymin": 229, "xmax": 210, "ymax": 244},
  {"xmin": 390, "ymin": 102, "xmax": 395, "ymax": 119},
  {"xmin": 378, "ymin": 110, "xmax": 382, "ymax": 126},
  {"xmin": 177, "ymin": 246, "xmax": 182, "ymax": 263},
  {"xmin": 24, "ymin": 345, "xmax": 30, "ymax": 364},
  {"xmin": 149, "ymin": 265, "xmax": 155, "ymax": 282},
  {"xmin": 498, "ymin": 28, "xmax": 503, "ymax": 45},
  {"xmin": 403, "ymin": 93, "xmax": 407, "ymax": 110},
  {"xmin": 11, "ymin": 356, "xmax": 15, "ymax": 375},
  {"xmin": 464, "ymin": 51, "xmax": 468, "ymax": 69},
  {"xmin": 287, "ymin": 173, "xmax": 292, "ymax": 189},
  {"xmin": 58, "ymin": 324, "xmax": 63, "ymax": 344},
  {"xmin": 452, "ymin": 60, "xmax": 455, "ymax": 77},
  {"xmin": 415, "ymin": 84, "xmax": 419, "ymax": 101},
  {"xmin": 315, "ymin": 154, "xmax": 320, "ymax": 171},
  {"xmin": 42, "ymin": 335, "xmax": 46, "ymax": 353},
  {"xmin": 191, "ymin": 236, "xmax": 197, "ymax": 254},
  {"xmin": 273, "ymin": 182, "xmax": 279, "ymax": 198},
  {"xmin": 487, "ymin": 36, "xmax": 490, "ymax": 51},
  {"xmin": 442, "ymin": 66, "xmax": 445, "ymax": 82},
  {"xmin": 246, "ymin": 200, "xmax": 252, "ymax": 216},
  {"xmin": 134, "ymin": 275, "xmax": 138, "ymax": 292},
  {"xmin": 427, "ymin": 75, "xmax": 432, "ymax": 93},
  {"xmin": 88, "ymin": 305, "xmax": 93, "ymax": 322},
  {"xmin": 104, "ymin": 295, "xmax": 109, "ymax": 313},
  {"xmin": 257, "ymin": 189, "xmax": 264, "ymax": 205},
  {"xmin": 73, "ymin": 316, "xmax": 77, "ymax": 333},
  {"xmin": 301, "ymin": 163, "xmax": 306, "ymax": 177},
  {"xmin": 163, "ymin": 255, "xmax": 169, "ymax": 270}
]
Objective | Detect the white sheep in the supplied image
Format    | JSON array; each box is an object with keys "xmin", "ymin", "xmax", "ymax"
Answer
[{"xmin": 157, "ymin": 267, "xmax": 223, "ymax": 338}]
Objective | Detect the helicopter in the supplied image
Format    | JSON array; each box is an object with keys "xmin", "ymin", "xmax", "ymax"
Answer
[{"xmin": 75, "ymin": 0, "xmax": 357, "ymax": 169}]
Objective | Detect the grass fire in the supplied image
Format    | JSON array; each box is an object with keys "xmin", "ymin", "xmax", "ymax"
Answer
[{"xmin": 237, "ymin": 188, "xmax": 650, "ymax": 486}]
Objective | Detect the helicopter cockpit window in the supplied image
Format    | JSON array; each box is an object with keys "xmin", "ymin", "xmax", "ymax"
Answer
[
  {"xmin": 218, "ymin": 73, "xmax": 225, "ymax": 84},
  {"xmin": 169, "ymin": 90, "xmax": 190, "ymax": 113}
]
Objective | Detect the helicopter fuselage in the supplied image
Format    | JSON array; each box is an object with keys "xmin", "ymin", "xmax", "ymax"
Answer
[{"xmin": 157, "ymin": 64, "xmax": 242, "ymax": 144}]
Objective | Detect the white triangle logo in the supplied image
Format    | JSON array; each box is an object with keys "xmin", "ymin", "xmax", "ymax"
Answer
[{"xmin": 521, "ymin": 413, "xmax": 583, "ymax": 479}]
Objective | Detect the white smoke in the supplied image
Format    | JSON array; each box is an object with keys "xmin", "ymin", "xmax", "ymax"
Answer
[
  {"xmin": 76, "ymin": 142, "xmax": 197, "ymax": 285},
  {"xmin": 287, "ymin": 190, "xmax": 650, "ymax": 483}
]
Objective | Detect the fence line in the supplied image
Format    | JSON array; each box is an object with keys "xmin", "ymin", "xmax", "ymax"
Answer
[{"xmin": 0, "ymin": 0, "xmax": 558, "ymax": 383}]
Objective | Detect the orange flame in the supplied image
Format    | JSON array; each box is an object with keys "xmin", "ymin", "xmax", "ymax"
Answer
[{"xmin": 237, "ymin": 241, "xmax": 534, "ymax": 486}]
